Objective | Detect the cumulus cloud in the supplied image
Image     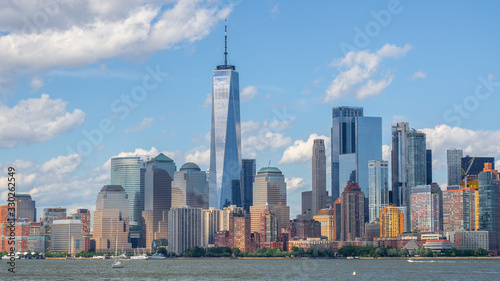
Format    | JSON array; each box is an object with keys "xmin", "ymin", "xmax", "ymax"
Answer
[
  {"xmin": 0, "ymin": 94, "xmax": 85, "ymax": 148},
  {"xmin": 240, "ymin": 86, "xmax": 258, "ymax": 103},
  {"xmin": 383, "ymin": 144, "xmax": 391, "ymax": 162},
  {"xmin": 279, "ymin": 134, "xmax": 330, "ymax": 165},
  {"xmin": 324, "ymin": 43, "xmax": 412, "ymax": 103},
  {"xmin": 0, "ymin": 0, "xmax": 232, "ymax": 89},
  {"xmin": 30, "ymin": 76, "xmax": 44, "ymax": 92},
  {"xmin": 124, "ymin": 117, "xmax": 154, "ymax": 133},
  {"xmin": 241, "ymin": 118, "xmax": 294, "ymax": 154},
  {"xmin": 411, "ymin": 70, "xmax": 427, "ymax": 80},
  {"xmin": 421, "ymin": 124, "xmax": 500, "ymax": 171},
  {"xmin": 41, "ymin": 154, "xmax": 83, "ymax": 174},
  {"xmin": 184, "ymin": 145, "xmax": 210, "ymax": 167},
  {"xmin": 286, "ymin": 177, "xmax": 309, "ymax": 194}
]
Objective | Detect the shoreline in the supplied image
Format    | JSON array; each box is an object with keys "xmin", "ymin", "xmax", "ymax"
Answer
[{"xmin": 37, "ymin": 256, "xmax": 500, "ymax": 260}]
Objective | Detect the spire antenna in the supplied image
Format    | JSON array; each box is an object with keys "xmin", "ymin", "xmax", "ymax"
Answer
[{"xmin": 224, "ymin": 18, "xmax": 228, "ymax": 66}]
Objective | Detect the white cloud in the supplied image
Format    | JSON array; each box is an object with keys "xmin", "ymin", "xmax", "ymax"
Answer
[
  {"xmin": 383, "ymin": 144, "xmax": 391, "ymax": 162},
  {"xmin": 30, "ymin": 76, "xmax": 44, "ymax": 92},
  {"xmin": 0, "ymin": 0, "xmax": 232, "ymax": 89},
  {"xmin": 286, "ymin": 177, "xmax": 309, "ymax": 194},
  {"xmin": 324, "ymin": 43, "xmax": 412, "ymax": 103},
  {"xmin": 279, "ymin": 134, "xmax": 330, "ymax": 165},
  {"xmin": 0, "ymin": 94, "xmax": 85, "ymax": 148},
  {"xmin": 184, "ymin": 145, "xmax": 210, "ymax": 167},
  {"xmin": 241, "ymin": 118, "xmax": 294, "ymax": 154},
  {"xmin": 240, "ymin": 86, "xmax": 258, "ymax": 103},
  {"xmin": 411, "ymin": 70, "xmax": 427, "ymax": 80},
  {"xmin": 41, "ymin": 154, "xmax": 83, "ymax": 174},
  {"xmin": 124, "ymin": 117, "xmax": 154, "ymax": 133},
  {"xmin": 421, "ymin": 124, "xmax": 500, "ymax": 172}
]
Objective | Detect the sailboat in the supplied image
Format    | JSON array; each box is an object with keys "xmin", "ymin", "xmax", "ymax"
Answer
[{"xmin": 112, "ymin": 219, "xmax": 125, "ymax": 268}]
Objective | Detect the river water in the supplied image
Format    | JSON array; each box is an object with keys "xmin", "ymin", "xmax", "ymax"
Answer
[{"xmin": 2, "ymin": 258, "xmax": 499, "ymax": 280}]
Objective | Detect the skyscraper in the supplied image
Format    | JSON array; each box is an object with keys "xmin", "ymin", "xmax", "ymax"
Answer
[
  {"xmin": 391, "ymin": 122, "xmax": 410, "ymax": 206},
  {"xmin": 210, "ymin": 21, "xmax": 242, "ymax": 209},
  {"xmin": 410, "ymin": 184, "xmax": 442, "ymax": 233},
  {"xmin": 331, "ymin": 106, "xmax": 382, "ymax": 202},
  {"xmin": 426, "ymin": 149, "xmax": 432, "ymax": 185},
  {"xmin": 406, "ymin": 129, "xmax": 427, "ymax": 230},
  {"xmin": 379, "ymin": 206, "xmax": 404, "ymax": 238},
  {"xmin": 443, "ymin": 187, "xmax": 475, "ymax": 232},
  {"xmin": 172, "ymin": 162, "xmax": 209, "ymax": 209},
  {"xmin": 111, "ymin": 156, "xmax": 145, "ymax": 246},
  {"xmin": 478, "ymin": 169, "xmax": 499, "ymax": 250},
  {"xmin": 241, "ymin": 159, "xmax": 256, "ymax": 213},
  {"xmin": 14, "ymin": 194, "xmax": 36, "ymax": 222},
  {"xmin": 340, "ymin": 182, "xmax": 365, "ymax": 241},
  {"xmin": 447, "ymin": 149, "xmax": 463, "ymax": 186},
  {"xmin": 167, "ymin": 207, "xmax": 203, "ymax": 255},
  {"xmin": 312, "ymin": 139, "xmax": 327, "ymax": 215},
  {"xmin": 368, "ymin": 160, "xmax": 389, "ymax": 222}
]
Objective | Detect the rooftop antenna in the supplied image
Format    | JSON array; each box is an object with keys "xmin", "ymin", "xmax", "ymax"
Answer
[{"xmin": 224, "ymin": 18, "xmax": 228, "ymax": 66}]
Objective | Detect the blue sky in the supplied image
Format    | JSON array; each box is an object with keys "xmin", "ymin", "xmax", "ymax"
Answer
[{"xmin": 1, "ymin": 0, "xmax": 500, "ymax": 218}]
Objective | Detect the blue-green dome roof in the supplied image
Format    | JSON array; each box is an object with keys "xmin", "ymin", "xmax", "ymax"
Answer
[
  {"xmin": 258, "ymin": 167, "xmax": 282, "ymax": 174},
  {"xmin": 180, "ymin": 162, "xmax": 201, "ymax": 171}
]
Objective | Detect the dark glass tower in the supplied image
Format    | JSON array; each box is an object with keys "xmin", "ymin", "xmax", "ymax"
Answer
[
  {"xmin": 241, "ymin": 159, "xmax": 256, "ymax": 213},
  {"xmin": 210, "ymin": 20, "xmax": 242, "ymax": 209}
]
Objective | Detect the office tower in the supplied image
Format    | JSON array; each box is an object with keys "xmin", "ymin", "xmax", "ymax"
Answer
[
  {"xmin": 241, "ymin": 159, "xmax": 256, "ymax": 213},
  {"xmin": 331, "ymin": 106, "xmax": 382, "ymax": 202},
  {"xmin": 301, "ymin": 191, "xmax": 312, "ymax": 215},
  {"xmin": 42, "ymin": 207, "xmax": 67, "ymax": 237},
  {"xmin": 368, "ymin": 160, "xmax": 389, "ymax": 222},
  {"xmin": 250, "ymin": 167, "xmax": 289, "ymax": 233},
  {"xmin": 111, "ymin": 156, "xmax": 145, "ymax": 245},
  {"xmin": 313, "ymin": 209, "xmax": 335, "ymax": 240},
  {"xmin": 202, "ymin": 208, "xmax": 222, "ymax": 247},
  {"xmin": 333, "ymin": 198, "xmax": 341, "ymax": 240},
  {"xmin": 391, "ymin": 122, "xmax": 410, "ymax": 206},
  {"xmin": 72, "ymin": 209, "xmax": 91, "ymax": 235},
  {"xmin": 447, "ymin": 149, "xmax": 463, "ymax": 186},
  {"xmin": 426, "ymin": 149, "xmax": 432, "ymax": 185},
  {"xmin": 144, "ymin": 153, "xmax": 176, "ymax": 243},
  {"xmin": 462, "ymin": 156, "xmax": 495, "ymax": 179},
  {"xmin": 210, "ymin": 21, "xmax": 242, "ymax": 209},
  {"xmin": 167, "ymin": 207, "xmax": 203, "ymax": 255},
  {"xmin": 94, "ymin": 185, "xmax": 132, "ymax": 253},
  {"xmin": 14, "ymin": 194, "xmax": 36, "ymax": 222},
  {"xmin": 478, "ymin": 168, "xmax": 499, "ymax": 250},
  {"xmin": 172, "ymin": 162, "xmax": 209, "ymax": 209},
  {"xmin": 410, "ymin": 184, "xmax": 442, "ymax": 233},
  {"xmin": 443, "ymin": 188, "xmax": 475, "ymax": 232},
  {"xmin": 340, "ymin": 182, "xmax": 365, "ymax": 241},
  {"xmin": 406, "ymin": 129, "xmax": 427, "ymax": 231},
  {"xmin": 50, "ymin": 220, "xmax": 84, "ymax": 255},
  {"xmin": 312, "ymin": 139, "xmax": 327, "ymax": 215},
  {"xmin": 380, "ymin": 206, "xmax": 404, "ymax": 238}
]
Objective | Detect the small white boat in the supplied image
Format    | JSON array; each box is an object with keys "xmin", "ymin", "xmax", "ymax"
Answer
[
  {"xmin": 112, "ymin": 260, "xmax": 125, "ymax": 268},
  {"xmin": 149, "ymin": 253, "xmax": 167, "ymax": 260},
  {"xmin": 408, "ymin": 259, "xmax": 414, "ymax": 262},
  {"xmin": 130, "ymin": 254, "xmax": 149, "ymax": 260}
]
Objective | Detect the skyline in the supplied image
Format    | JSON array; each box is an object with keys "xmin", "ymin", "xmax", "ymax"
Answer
[{"xmin": 2, "ymin": 1, "xmax": 500, "ymax": 218}]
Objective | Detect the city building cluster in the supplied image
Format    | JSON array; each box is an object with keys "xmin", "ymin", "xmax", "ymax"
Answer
[{"xmin": 1, "ymin": 24, "xmax": 499, "ymax": 257}]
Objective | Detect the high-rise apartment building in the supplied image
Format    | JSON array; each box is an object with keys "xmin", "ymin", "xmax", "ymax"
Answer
[
  {"xmin": 167, "ymin": 207, "xmax": 203, "ymax": 255},
  {"xmin": 14, "ymin": 194, "xmax": 36, "ymax": 222},
  {"xmin": 312, "ymin": 139, "xmax": 327, "ymax": 215},
  {"xmin": 241, "ymin": 159, "xmax": 256, "ymax": 213},
  {"xmin": 410, "ymin": 184, "xmax": 442, "ymax": 233},
  {"xmin": 313, "ymin": 209, "xmax": 335, "ymax": 240},
  {"xmin": 210, "ymin": 22, "xmax": 242, "ymax": 209},
  {"xmin": 331, "ymin": 107, "xmax": 382, "ymax": 203},
  {"xmin": 368, "ymin": 160, "xmax": 389, "ymax": 222},
  {"xmin": 406, "ymin": 129, "xmax": 427, "ymax": 230},
  {"xmin": 111, "ymin": 156, "xmax": 145, "ymax": 245},
  {"xmin": 380, "ymin": 206, "xmax": 404, "ymax": 238},
  {"xmin": 172, "ymin": 162, "xmax": 209, "ymax": 209},
  {"xmin": 340, "ymin": 182, "xmax": 365, "ymax": 241},
  {"xmin": 202, "ymin": 207, "xmax": 222, "ymax": 247},
  {"xmin": 443, "ymin": 188, "xmax": 475, "ymax": 232},
  {"xmin": 391, "ymin": 122, "xmax": 410, "ymax": 206},
  {"xmin": 478, "ymin": 169, "xmax": 499, "ymax": 250},
  {"xmin": 447, "ymin": 149, "xmax": 463, "ymax": 186},
  {"xmin": 260, "ymin": 208, "xmax": 279, "ymax": 243}
]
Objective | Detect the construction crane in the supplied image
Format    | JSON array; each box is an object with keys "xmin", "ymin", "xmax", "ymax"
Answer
[{"xmin": 462, "ymin": 155, "xmax": 476, "ymax": 189}]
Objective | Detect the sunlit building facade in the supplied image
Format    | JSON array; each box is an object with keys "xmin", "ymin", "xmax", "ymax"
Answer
[
  {"xmin": 380, "ymin": 206, "xmax": 404, "ymax": 238},
  {"xmin": 410, "ymin": 184, "xmax": 442, "ymax": 233}
]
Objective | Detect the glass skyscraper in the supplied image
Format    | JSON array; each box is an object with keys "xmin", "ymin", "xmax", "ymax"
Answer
[
  {"xmin": 111, "ymin": 156, "xmax": 145, "ymax": 245},
  {"xmin": 241, "ymin": 159, "xmax": 256, "ymax": 213},
  {"xmin": 406, "ymin": 129, "xmax": 427, "ymax": 231},
  {"xmin": 447, "ymin": 149, "xmax": 463, "ymax": 186},
  {"xmin": 172, "ymin": 162, "xmax": 209, "ymax": 209},
  {"xmin": 368, "ymin": 160, "xmax": 389, "ymax": 222},
  {"xmin": 478, "ymin": 170, "xmax": 499, "ymax": 250},
  {"xmin": 210, "ymin": 23, "xmax": 242, "ymax": 209},
  {"xmin": 391, "ymin": 122, "xmax": 410, "ymax": 206},
  {"xmin": 331, "ymin": 106, "xmax": 382, "ymax": 203}
]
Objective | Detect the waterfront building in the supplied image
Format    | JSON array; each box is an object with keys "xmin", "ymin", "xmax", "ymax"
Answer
[
  {"xmin": 365, "ymin": 219, "xmax": 380, "ymax": 241},
  {"xmin": 313, "ymin": 209, "xmax": 335, "ymax": 240},
  {"xmin": 260, "ymin": 208, "xmax": 278, "ymax": 243},
  {"xmin": 443, "ymin": 188, "xmax": 475, "ymax": 232},
  {"xmin": 167, "ymin": 207, "xmax": 203, "ymax": 255},
  {"xmin": 111, "ymin": 156, "xmax": 145, "ymax": 246},
  {"xmin": 380, "ymin": 205, "xmax": 404, "ymax": 238},
  {"xmin": 202, "ymin": 207, "xmax": 222, "ymax": 247},
  {"xmin": 340, "ymin": 182, "xmax": 365, "ymax": 241},
  {"xmin": 312, "ymin": 139, "xmax": 327, "ymax": 215},
  {"xmin": 368, "ymin": 160, "xmax": 389, "ymax": 222},
  {"xmin": 42, "ymin": 207, "xmax": 67, "ymax": 237},
  {"xmin": 50, "ymin": 219, "xmax": 84, "ymax": 255},
  {"xmin": 453, "ymin": 230, "xmax": 490, "ymax": 250},
  {"xmin": 478, "ymin": 168, "xmax": 499, "ymax": 250},
  {"xmin": 172, "ymin": 162, "xmax": 209, "ymax": 209},
  {"xmin": 447, "ymin": 149, "xmax": 463, "ymax": 186},
  {"xmin": 229, "ymin": 210, "xmax": 251, "ymax": 252},
  {"xmin": 410, "ymin": 184, "xmax": 442, "ymax": 233},
  {"xmin": 14, "ymin": 194, "xmax": 36, "ymax": 222}
]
